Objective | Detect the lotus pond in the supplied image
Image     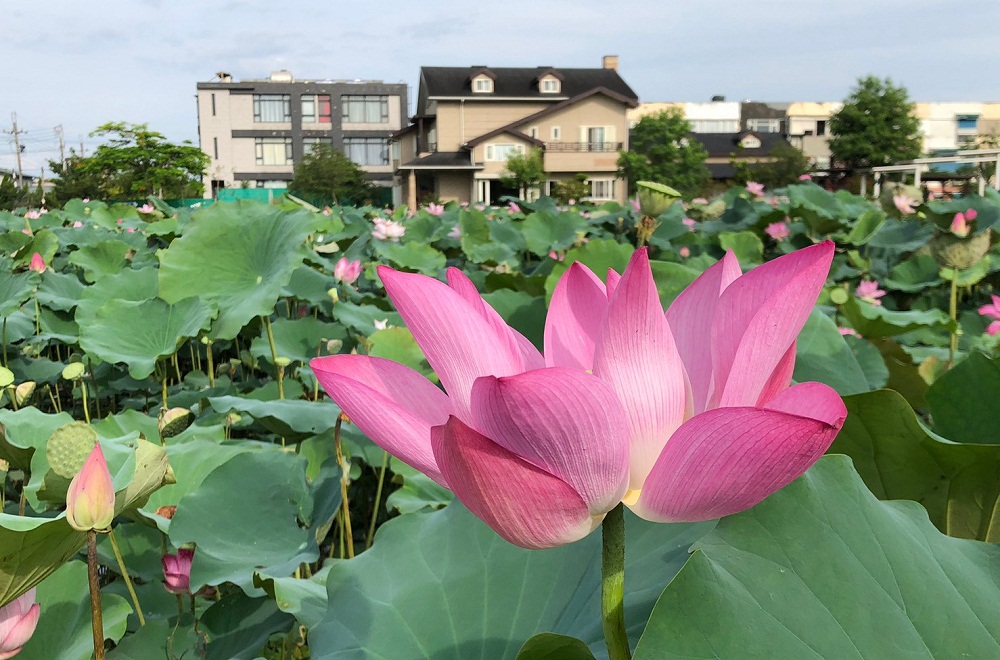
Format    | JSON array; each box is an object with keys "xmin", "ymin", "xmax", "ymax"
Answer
[{"xmin": 0, "ymin": 182, "xmax": 998, "ymax": 658}]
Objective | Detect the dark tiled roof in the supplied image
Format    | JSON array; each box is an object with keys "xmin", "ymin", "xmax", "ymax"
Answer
[
  {"xmin": 691, "ymin": 131, "xmax": 791, "ymax": 158},
  {"xmin": 465, "ymin": 128, "xmax": 546, "ymax": 149},
  {"xmin": 398, "ymin": 151, "xmax": 482, "ymax": 169},
  {"xmin": 706, "ymin": 163, "xmax": 738, "ymax": 179},
  {"xmin": 420, "ymin": 66, "xmax": 638, "ymax": 101}
]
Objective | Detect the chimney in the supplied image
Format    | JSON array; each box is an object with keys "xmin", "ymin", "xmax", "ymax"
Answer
[{"xmin": 602, "ymin": 55, "xmax": 619, "ymax": 71}]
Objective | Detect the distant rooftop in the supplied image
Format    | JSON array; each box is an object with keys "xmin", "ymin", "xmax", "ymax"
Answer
[{"xmin": 201, "ymin": 70, "xmax": 388, "ymax": 85}]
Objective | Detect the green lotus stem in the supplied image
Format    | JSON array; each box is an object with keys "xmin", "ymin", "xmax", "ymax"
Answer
[
  {"xmin": 160, "ymin": 365, "xmax": 168, "ymax": 409},
  {"xmin": 79, "ymin": 381, "xmax": 91, "ymax": 424},
  {"xmin": 88, "ymin": 360, "xmax": 102, "ymax": 419},
  {"xmin": 334, "ymin": 416, "xmax": 354, "ymax": 558},
  {"xmin": 948, "ymin": 270, "xmax": 959, "ymax": 367},
  {"xmin": 204, "ymin": 339, "xmax": 215, "ymax": 388},
  {"xmin": 189, "ymin": 342, "xmax": 200, "ymax": 375},
  {"xmin": 262, "ymin": 316, "xmax": 283, "ymax": 400},
  {"xmin": 18, "ymin": 481, "xmax": 26, "ymax": 516},
  {"xmin": 172, "ymin": 352, "xmax": 182, "ymax": 384},
  {"xmin": 2, "ymin": 317, "xmax": 7, "ymax": 368},
  {"xmin": 87, "ymin": 530, "xmax": 106, "ymax": 660},
  {"xmin": 48, "ymin": 383, "xmax": 61, "ymax": 413},
  {"xmin": 7, "ymin": 386, "xmax": 17, "ymax": 412},
  {"xmin": 602, "ymin": 503, "xmax": 631, "ymax": 660},
  {"xmin": 33, "ymin": 294, "xmax": 40, "ymax": 337},
  {"xmin": 366, "ymin": 451, "xmax": 389, "ymax": 549},
  {"xmin": 108, "ymin": 529, "xmax": 145, "ymax": 626}
]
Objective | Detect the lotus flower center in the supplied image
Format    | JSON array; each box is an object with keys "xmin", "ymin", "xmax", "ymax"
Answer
[{"xmin": 622, "ymin": 488, "xmax": 641, "ymax": 506}]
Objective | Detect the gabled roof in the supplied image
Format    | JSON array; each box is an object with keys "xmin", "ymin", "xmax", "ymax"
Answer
[
  {"xmin": 691, "ymin": 131, "xmax": 790, "ymax": 158},
  {"xmin": 464, "ymin": 87, "xmax": 638, "ymax": 148},
  {"xmin": 533, "ymin": 67, "xmax": 565, "ymax": 82},
  {"xmin": 419, "ymin": 66, "xmax": 638, "ymax": 101}
]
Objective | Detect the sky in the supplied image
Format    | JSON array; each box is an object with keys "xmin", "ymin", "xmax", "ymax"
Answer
[{"xmin": 3, "ymin": 0, "xmax": 1000, "ymax": 176}]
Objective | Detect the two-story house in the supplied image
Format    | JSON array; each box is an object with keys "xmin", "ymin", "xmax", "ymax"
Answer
[
  {"xmin": 196, "ymin": 70, "xmax": 407, "ymax": 199},
  {"xmin": 392, "ymin": 56, "xmax": 638, "ymax": 207}
]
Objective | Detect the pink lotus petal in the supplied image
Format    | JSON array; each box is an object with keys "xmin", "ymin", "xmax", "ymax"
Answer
[
  {"xmin": 446, "ymin": 268, "xmax": 543, "ymax": 371},
  {"xmin": 431, "ymin": 417, "xmax": 600, "ymax": 549},
  {"xmin": 470, "ymin": 368, "xmax": 630, "ymax": 513},
  {"xmin": 666, "ymin": 251, "xmax": 742, "ymax": 414},
  {"xmin": 311, "ymin": 355, "xmax": 452, "ymax": 485},
  {"xmin": 544, "ymin": 262, "xmax": 608, "ymax": 370},
  {"xmin": 988, "ymin": 320, "xmax": 1000, "ymax": 336},
  {"xmin": 979, "ymin": 294, "xmax": 1000, "ymax": 321},
  {"xmin": 378, "ymin": 266, "xmax": 525, "ymax": 421},
  {"xmin": 633, "ymin": 383, "xmax": 846, "ymax": 522},
  {"xmin": 0, "ymin": 588, "xmax": 39, "ymax": 657},
  {"xmin": 605, "ymin": 268, "xmax": 621, "ymax": 296},
  {"xmin": 710, "ymin": 241, "xmax": 834, "ymax": 409},
  {"xmin": 593, "ymin": 248, "xmax": 689, "ymax": 490},
  {"xmin": 965, "ymin": 208, "xmax": 978, "ymax": 221}
]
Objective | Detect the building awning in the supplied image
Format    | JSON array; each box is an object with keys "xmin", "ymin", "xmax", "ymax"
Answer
[{"xmin": 398, "ymin": 152, "xmax": 483, "ymax": 170}]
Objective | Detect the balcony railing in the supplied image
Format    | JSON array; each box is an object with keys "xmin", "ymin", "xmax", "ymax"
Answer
[{"xmin": 545, "ymin": 142, "xmax": 623, "ymax": 152}]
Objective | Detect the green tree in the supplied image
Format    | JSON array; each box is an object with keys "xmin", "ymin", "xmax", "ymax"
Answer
[
  {"xmin": 69, "ymin": 122, "xmax": 209, "ymax": 200},
  {"xmin": 48, "ymin": 152, "xmax": 105, "ymax": 207},
  {"xmin": 732, "ymin": 142, "xmax": 811, "ymax": 188},
  {"xmin": 499, "ymin": 148, "xmax": 546, "ymax": 198},
  {"xmin": 617, "ymin": 108, "xmax": 710, "ymax": 196},
  {"xmin": 289, "ymin": 144, "xmax": 373, "ymax": 205},
  {"xmin": 829, "ymin": 76, "xmax": 922, "ymax": 172},
  {"xmin": 551, "ymin": 174, "xmax": 591, "ymax": 204}
]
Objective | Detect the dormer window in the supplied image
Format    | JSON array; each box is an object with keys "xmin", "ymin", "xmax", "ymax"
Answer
[
  {"xmin": 540, "ymin": 78, "xmax": 560, "ymax": 93},
  {"xmin": 739, "ymin": 135, "xmax": 762, "ymax": 149},
  {"xmin": 472, "ymin": 76, "xmax": 493, "ymax": 93}
]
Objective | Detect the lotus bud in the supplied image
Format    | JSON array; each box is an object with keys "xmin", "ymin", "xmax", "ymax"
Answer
[
  {"xmin": 327, "ymin": 288, "xmax": 340, "ymax": 304},
  {"xmin": 28, "ymin": 253, "xmax": 46, "ymax": 274},
  {"xmin": 225, "ymin": 411, "xmax": 242, "ymax": 426},
  {"xmin": 950, "ymin": 212, "xmax": 971, "ymax": 238},
  {"xmin": 61, "ymin": 362, "xmax": 86, "ymax": 381},
  {"xmin": 636, "ymin": 181, "xmax": 680, "ymax": 219},
  {"xmin": 66, "ymin": 443, "xmax": 116, "ymax": 532},
  {"xmin": 0, "ymin": 587, "xmax": 41, "ymax": 657},
  {"xmin": 159, "ymin": 407, "xmax": 194, "ymax": 438},
  {"xmin": 274, "ymin": 356, "xmax": 292, "ymax": 368},
  {"xmin": 162, "ymin": 548, "xmax": 195, "ymax": 595},
  {"xmin": 325, "ymin": 339, "xmax": 343, "ymax": 354},
  {"xmin": 14, "ymin": 381, "xmax": 35, "ymax": 407}
]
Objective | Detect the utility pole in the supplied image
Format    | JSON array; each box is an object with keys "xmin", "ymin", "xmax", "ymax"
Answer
[
  {"xmin": 55, "ymin": 125, "xmax": 66, "ymax": 168},
  {"xmin": 4, "ymin": 112, "xmax": 27, "ymax": 187}
]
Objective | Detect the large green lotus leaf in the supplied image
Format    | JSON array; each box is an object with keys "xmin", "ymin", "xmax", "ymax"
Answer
[
  {"xmin": 250, "ymin": 317, "xmax": 347, "ymax": 366},
  {"xmin": 517, "ymin": 633, "xmax": 596, "ymax": 660},
  {"xmin": 482, "ymin": 289, "xmax": 547, "ymax": 349},
  {"xmin": 207, "ymin": 396, "xmax": 340, "ymax": 439},
  {"xmin": 200, "ymin": 591, "xmax": 295, "ymax": 660},
  {"xmin": 97, "ymin": 522, "xmax": 164, "ymax": 584},
  {"xmin": 79, "ymin": 297, "xmax": 214, "ymax": 379},
  {"xmin": 785, "ymin": 185, "xmax": 853, "ymax": 234},
  {"xmin": 522, "ymin": 210, "xmax": 587, "ymax": 256},
  {"xmin": 366, "ymin": 326, "xmax": 433, "ymax": 377},
  {"xmin": 545, "ymin": 239, "xmax": 635, "ymax": 302},
  {"xmin": 0, "ymin": 269, "xmax": 35, "ymax": 317},
  {"xmin": 793, "ymin": 309, "xmax": 883, "ymax": 395},
  {"xmin": 91, "ymin": 409, "xmax": 161, "ymax": 445},
  {"xmin": 168, "ymin": 450, "xmax": 335, "ymax": 592},
  {"xmin": 330, "ymin": 300, "xmax": 403, "ymax": 335},
  {"xmin": 37, "ymin": 306, "xmax": 79, "ymax": 344},
  {"xmin": 16, "ymin": 229, "xmax": 59, "ymax": 267},
  {"xmin": 867, "ymin": 217, "xmax": 936, "ymax": 251},
  {"xmin": 926, "ymin": 351, "xmax": 1000, "ymax": 445},
  {"xmin": 75, "ymin": 267, "xmax": 159, "ymax": 329},
  {"xmin": 633, "ymin": 456, "xmax": 1000, "ymax": 658},
  {"xmin": 832, "ymin": 389, "xmax": 1000, "ymax": 541},
  {"xmin": 373, "ymin": 240, "xmax": 446, "ymax": 275},
  {"xmin": 309, "ymin": 502, "xmax": 712, "ymax": 657},
  {"xmin": 36, "ymin": 270, "xmax": 85, "ymax": 312},
  {"xmin": 106, "ymin": 617, "xmax": 201, "ymax": 660},
  {"xmin": 383, "ymin": 461, "xmax": 453, "ymax": 514},
  {"xmin": 68, "ymin": 238, "xmax": 131, "ymax": 283},
  {"xmin": 489, "ymin": 219, "xmax": 528, "ymax": 256},
  {"xmin": 283, "ymin": 263, "xmax": 335, "ymax": 307},
  {"xmin": 717, "ymin": 230, "xmax": 764, "ymax": 268},
  {"xmin": 18, "ymin": 560, "xmax": 132, "ymax": 660},
  {"xmin": 157, "ymin": 202, "xmax": 316, "ymax": 339},
  {"xmin": 461, "ymin": 209, "xmax": 518, "ymax": 265},
  {"xmin": 841, "ymin": 296, "xmax": 954, "ymax": 339},
  {"xmin": 0, "ymin": 407, "xmax": 74, "ymax": 471},
  {"xmin": 649, "ymin": 261, "xmax": 701, "ymax": 309},
  {"xmin": 254, "ymin": 562, "xmax": 333, "ymax": 629},
  {"xmin": 845, "ymin": 208, "xmax": 887, "ymax": 246},
  {"xmin": 941, "ymin": 254, "xmax": 992, "ymax": 287},
  {"xmin": 883, "ymin": 253, "xmax": 943, "ymax": 292}
]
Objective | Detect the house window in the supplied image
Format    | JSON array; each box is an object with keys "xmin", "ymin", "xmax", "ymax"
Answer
[
  {"xmin": 342, "ymin": 95, "xmax": 389, "ymax": 123},
  {"xmin": 690, "ymin": 119, "xmax": 739, "ymax": 133},
  {"xmin": 747, "ymin": 118, "xmax": 781, "ymax": 133},
  {"xmin": 253, "ymin": 94, "xmax": 291, "ymax": 122},
  {"xmin": 582, "ymin": 126, "xmax": 614, "ymax": 151},
  {"xmin": 816, "ymin": 120, "xmax": 826, "ymax": 136},
  {"xmin": 551, "ymin": 126, "xmax": 561, "ymax": 140},
  {"xmin": 540, "ymin": 78, "xmax": 560, "ymax": 93},
  {"xmin": 485, "ymin": 144, "xmax": 525, "ymax": 161},
  {"xmin": 473, "ymin": 77, "xmax": 493, "ymax": 93},
  {"xmin": 212, "ymin": 137, "xmax": 218, "ymax": 159},
  {"xmin": 344, "ymin": 137, "xmax": 389, "ymax": 166},
  {"xmin": 740, "ymin": 135, "xmax": 762, "ymax": 149},
  {"xmin": 957, "ymin": 115, "xmax": 979, "ymax": 131},
  {"xmin": 303, "ymin": 137, "xmax": 333, "ymax": 153},
  {"xmin": 211, "ymin": 93, "xmax": 216, "ymax": 116},
  {"xmin": 590, "ymin": 179, "xmax": 615, "ymax": 200},
  {"xmin": 302, "ymin": 95, "xmax": 332, "ymax": 123},
  {"xmin": 255, "ymin": 137, "xmax": 293, "ymax": 165}
]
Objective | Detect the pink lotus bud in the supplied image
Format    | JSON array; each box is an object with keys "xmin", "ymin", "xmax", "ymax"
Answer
[
  {"xmin": 0, "ymin": 587, "xmax": 40, "ymax": 657},
  {"xmin": 892, "ymin": 194, "xmax": 918, "ymax": 215},
  {"xmin": 334, "ymin": 257, "xmax": 362, "ymax": 284},
  {"xmin": 679, "ymin": 246, "xmax": 691, "ymax": 258},
  {"xmin": 162, "ymin": 548, "xmax": 195, "ymax": 595},
  {"xmin": 507, "ymin": 202, "xmax": 521, "ymax": 214},
  {"xmin": 682, "ymin": 217, "xmax": 696, "ymax": 231},
  {"xmin": 965, "ymin": 208, "xmax": 978, "ymax": 221},
  {"xmin": 765, "ymin": 222, "xmax": 790, "ymax": 241},
  {"xmin": 66, "ymin": 443, "xmax": 116, "ymax": 532},
  {"xmin": 951, "ymin": 212, "xmax": 970, "ymax": 238},
  {"xmin": 28, "ymin": 253, "xmax": 46, "ymax": 274},
  {"xmin": 798, "ymin": 174, "xmax": 812, "ymax": 181}
]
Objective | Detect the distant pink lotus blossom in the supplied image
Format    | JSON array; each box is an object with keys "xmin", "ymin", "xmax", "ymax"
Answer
[
  {"xmin": 568, "ymin": 199, "xmax": 576, "ymax": 205},
  {"xmin": 838, "ymin": 326, "xmax": 861, "ymax": 338},
  {"xmin": 373, "ymin": 319, "xmax": 389, "ymax": 331},
  {"xmin": 21, "ymin": 228, "xmax": 32, "ymax": 237},
  {"xmin": 630, "ymin": 198, "xmax": 641, "ymax": 213},
  {"xmin": 24, "ymin": 210, "xmax": 41, "ymax": 220},
  {"xmin": 126, "ymin": 227, "xmax": 135, "ymax": 233},
  {"xmin": 28, "ymin": 253, "xmax": 46, "ymax": 274},
  {"xmin": 334, "ymin": 257, "xmax": 362, "ymax": 284},
  {"xmin": 799, "ymin": 174, "xmax": 812, "ymax": 181},
  {"xmin": 508, "ymin": 202, "xmax": 521, "ymax": 214},
  {"xmin": 448, "ymin": 225, "xmax": 462, "ymax": 239},
  {"xmin": 965, "ymin": 208, "xmax": 978, "ymax": 221},
  {"xmin": 139, "ymin": 203, "xmax": 155, "ymax": 214},
  {"xmin": 72, "ymin": 221, "xmax": 83, "ymax": 228},
  {"xmin": 549, "ymin": 251, "xmax": 565, "ymax": 261},
  {"xmin": 978, "ymin": 294, "xmax": 1000, "ymax": 336},
  {"xmin": 745, "ymin": 181, "xmax": 765, "ymax": 198},
  {"xmin": 163, "ymin": 548, "xmax": 194, "ymax": 595},
  {"xmin": 679, "ymin": 246, "xmax": 691, "ymax": 258},
  {"xmin": 691, "ymin": 197, "xmax": 708, "ymax": 205},
  {"xmin": 765, "ymin": 222, "xmax": 790, "ymax": 241},
  {"xmin": 426, "ymin": 202, "xmax": 445, "ymax": 216},
  {"xmin": 82, "ymin": 198, "xmax": 90, "ymax": 203},
  {"xmin": 893, "ymin": 193, "xmax": 919, "ymax": 215},
  {"xmin": 682, "ymin": 217, "xmax": 696, "ymax": 231},
  {"xmin": 116, "ymin": 218, "xmax": 124, "ymax": 225},
  {"xmin": 855, "ymin": 280, "xmax": 886, "ymax": 306},
  {"xmin": 951, "ymin": 212, "xmax": 971, "ymax": 237},
  {"xmin": 372, "ymin": 217, "xmax": 405, "ymax": 242}
]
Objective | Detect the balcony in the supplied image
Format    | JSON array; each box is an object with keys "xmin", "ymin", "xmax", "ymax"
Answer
[{"xmin": 545, "ymin": 142, "xmax": 623, "ymax": 153}]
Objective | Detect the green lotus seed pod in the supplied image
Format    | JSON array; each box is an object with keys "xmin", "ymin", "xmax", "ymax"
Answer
[
  {"xmin": 930, "ymin": 229, "xmax": 992, "ymax": 271},
  {"xmin": 61, "ymin": 362, "xmax": 86, "ymax": 381},
  {"xmin": 159, "ymin": 407, "xmax": 194, "ymax": 438},
  {"xmin": 46, "ymin": 422, "xmax": 99, "ymax": 479},
  {"xmin": 636, "ymin": 181, "xmax": 680, "ymax": 218},
  {"xmin": 275, "ymin": 357, "xmax": 292, "ymax": 368},
  {"xmin": 830, "ymin": 288, "xmax": 850, "ymax": 305}
]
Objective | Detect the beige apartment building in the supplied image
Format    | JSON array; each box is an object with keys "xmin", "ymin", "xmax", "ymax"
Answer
[
  {"xmin": 392, "ymin": 56, "xmax": 638, "ymax": 206},
  {"xmin": 196, "ymin": 71, "xmax": 407, "ymax": 198}
]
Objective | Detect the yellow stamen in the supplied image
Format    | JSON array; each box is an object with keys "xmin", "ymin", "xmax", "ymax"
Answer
[{"xmin": 622, "ymin": 488, "xmax": 641, "ymax": 506}]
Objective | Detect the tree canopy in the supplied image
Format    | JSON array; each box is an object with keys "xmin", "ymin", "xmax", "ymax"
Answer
[
  {"xmin": 288, "ymin": 144, "xmax": 373, "ymax": 205},
  {"xmin": 618, "ymin": 108, "xmax": 710, "ymax": 197},
  {"xmin": 50, "ymin": 122, "xmax": 209, "ymax": 202},
  {"xmin": 499, "ymin": 148, "xmax": 546, "ymax": 197},
  {"xmin": 731, "ymin": 142, "xmax": 811, "ymax": 188},
  {"xmin": 829, "ymin": 76, "xmax": 922, "ymax": 171}
]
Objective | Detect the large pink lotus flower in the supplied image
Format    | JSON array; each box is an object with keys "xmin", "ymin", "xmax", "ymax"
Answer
[
  {"xmin": 66, "ymin": 443, "xmax": 115, "ymax": 532},
  {"xmin": 855, "ymin": 280, "xmax": 886, "ymax": 306},
  {"xmin": 979, "ymin": 294, "xmax": 1000, "ymax": 336},
  {"xmin": 312, "ymin": 242, "xmax": 845, "ymax": 546},
  {"xmin": 163, "ymin": 548, "xmax": 195, "ymax": 595},
  {"xmin": 333, "ymin": 257, "xmax": 362, "ymax": 284},
  {"xmin": 372, "ymin": 217, "xmax": 405, "ymax": 242},
  {"xmin": 426, "ymin": 203, "xmax": 445, "ymax": 216},
  {"xmin": 745, "ymin": 181, "xmax": 765, "ymax": 198},
  {"xmin": 0, "ymin": 588, "xmax": 40, "ymax": 659},
  {"xmin": 313, "ymin": 267, "xmax": 630, "ymax": 549},
  {"xmin": 546, "ymin": 242, "xmax": 845, "ymax": 521}
]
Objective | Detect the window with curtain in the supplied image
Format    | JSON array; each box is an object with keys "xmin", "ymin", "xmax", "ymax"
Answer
[
  {"xmin": 302, "ymin": 95, "xmax": 332, "ymax": 123},
  {"xmin": 344, "ymin": 137, "xmax": 389, "ymax": 165},
  {"xmin": 342, "ymin": 96, "xmax": 389, "ymax": 123},
  {"xmin": 255, "ymin": 137, "xmax": 293, "ymax": 165},
  {"xmin": 253, "ymin": 94, "xmax": 291, "ymax": 122}
]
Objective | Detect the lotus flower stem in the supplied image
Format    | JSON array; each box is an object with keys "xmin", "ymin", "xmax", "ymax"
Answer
[
  {"xmin": 46, "ymin": 383, "xmax": 61, "ymax": 413},
  {"xmin": 948, "ymin": 271, "xmax": 959, "ymax": 367},
  {"xmin": 87, "ymin": 530, "xmax": 106, "ymax": 659},
  {"xmin": 80, "ymin": 381, "xmax": 91, "ymax": 424},
  {"xmin": 160, "ymin": 366, "xmax": 168, "ymax": 409},
  {"xmin": 88, "ymin": 360, "xmax": 102, "ymax": 419},
  {"xmin": 204, "ymin": 338, "xmax": 215, "ymax": 388},
  {"xmin": 262, "ymin": 316, "xmax": 283, "ymax": 399},
  {"xmin": 108, "ymin": 529, "xmax": 145, "ymax": 626},
  {"xmin": 2, "ymin": 317, "xmax": 8, "ymax": 368},
  {"xmin": 602, "ymin": 503, "xmax": 631, "ymax": 660},
  {"xmin": 172, "ymin": 352, "xmax": 182, "ymax": 384},
  {"xmin": 365, "ymin": 451, "xmax": 389, "ymax": 549},
  {"xmin": 334, "ymin": 416, "xmax": 355, "ymax": 558}
]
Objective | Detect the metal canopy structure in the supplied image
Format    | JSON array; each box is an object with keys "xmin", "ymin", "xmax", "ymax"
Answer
[{"xmin": 862, "ymin": 149, "xmax": 1000, "ymax": 196}]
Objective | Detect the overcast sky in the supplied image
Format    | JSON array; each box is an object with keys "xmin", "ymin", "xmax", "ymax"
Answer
[{"xmin": 4, "ymin": 0, "xmax": 999, "ymax": 176}]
